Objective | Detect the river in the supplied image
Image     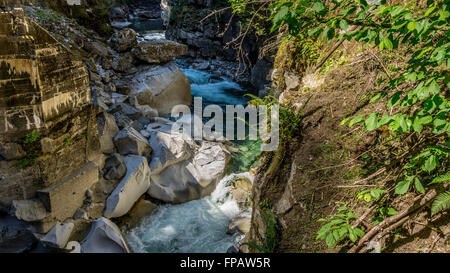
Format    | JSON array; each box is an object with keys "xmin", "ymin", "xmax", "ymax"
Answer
[{"xmin": 124, "ymin": 57, "xmax": 260, "ymax": 253}]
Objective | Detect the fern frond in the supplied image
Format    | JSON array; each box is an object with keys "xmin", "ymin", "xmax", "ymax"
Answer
[
  {"xmin": 431, "ymin": 191, "xmax": 450, "ymax": 216},
  {"xmin": 429, "ymin": 173, "xmax": 450, "ymax": 185}
]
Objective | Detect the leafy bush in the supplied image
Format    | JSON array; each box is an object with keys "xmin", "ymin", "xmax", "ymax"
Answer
[
  {"xmin": 232, "ymin": 0, "xmax": 450, "ymax": 249},
  {"xmin": 316, "ymin": 204, "xmax": 365, "ymax": 248}
]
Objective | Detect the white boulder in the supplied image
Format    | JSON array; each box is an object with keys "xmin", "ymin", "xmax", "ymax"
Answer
[
  {"xmin": 130, "ymin": 62, "xmax": 191, "ymax": 115},
  {"xmin": 147, "ymin": 123, "xmax": 196, "ymax": 174},
  {"xmin": 41, "ymin": 222, "xmax": 74, "ymax": 249},
  {"xmin": 148, "ymin": 141, "xmax": 230, "ymax": 203},
  {"xmin": 104, "ymin": 155, "xmax": 151, "ymax": 218},
  {"xmin": 132, "ymin": 39, "xmax": 188, "ymax": 64}
]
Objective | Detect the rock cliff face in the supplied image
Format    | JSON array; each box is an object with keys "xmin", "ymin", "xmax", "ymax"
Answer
[
  {"xmin": 163, "ymin": 0, "xmax": 273, "ymax": 90},
  {"xmin": 164, "ymin": 0, "xmax": 259, "ymax": 64},
  {"xmin": 0, "ymin": 8, "xmax": 101, "ymax": 232},
  {"xmin": 0, "ymin": 9, "xmax": 91, "ymax": 136}
]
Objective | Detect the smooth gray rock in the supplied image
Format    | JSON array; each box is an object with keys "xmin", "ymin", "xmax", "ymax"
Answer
[
  {"xmin": 114, "ymin": 126, "xmax": 152, "ymax": 156},
  {"xmin": 41, "ymin": 222, "xmax": 74, "ymax": 249},
  {"xmin": 148, "ymin": 141, "xmax": 230, "ymax": 203},
  {"xmin": 130, "ymin": 62, "xmax": 191, "ymax": 115},
  {"xmin": 80, "ymin": 217, "xmax": 130, "ymax": 253},
  {"xmin": 147, "ymin": 123, "xmax": 196, "ymax": 174},
  {"xmin": 104, "ymin": 155, "xmax": 151, "ymax": 218}
]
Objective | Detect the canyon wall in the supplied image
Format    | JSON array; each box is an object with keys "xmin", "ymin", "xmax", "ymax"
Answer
[
  {"xmin": 0, "ymin": 8, "xmax": 100, "ymax": 232},
  {"xmin": 164, "ymin": 0, "xmax": 260, "ymax": 63}
]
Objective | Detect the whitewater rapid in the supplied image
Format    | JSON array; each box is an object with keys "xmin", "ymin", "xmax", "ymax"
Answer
[{"xmin": 125, "ymin": 173, "xmax": 253, "ymax": 253}]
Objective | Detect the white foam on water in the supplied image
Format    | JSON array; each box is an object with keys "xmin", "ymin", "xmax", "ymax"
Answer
[{"xmin": 125, "ymin": 172, "xmax": 252, "ymax": 253}]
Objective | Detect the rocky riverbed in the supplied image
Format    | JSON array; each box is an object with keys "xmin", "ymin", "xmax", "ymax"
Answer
[{"xmin": 0, "ymin": 2, "xmax": 259, "ymax": 253}]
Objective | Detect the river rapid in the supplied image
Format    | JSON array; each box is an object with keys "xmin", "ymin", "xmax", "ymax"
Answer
[{"xmin": 124, "ymin": 58, "xmax": 260, "ymax": 253}]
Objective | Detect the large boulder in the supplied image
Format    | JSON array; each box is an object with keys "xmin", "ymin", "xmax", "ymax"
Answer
[
  {"xmin": 80, "ymin": 217, "xmax": 130, "ymax": 253},
  {"xmin": 133, "ymin": 39, "xmax": 188, "ymax": 64},
  {"xmin": 230, "ymin": 177, "xmax": 253, "ymax": 210},
  {"xmin": 148, "ymin": 140, "xmax": 231, "ymax": 204},
  {"xmin": 98, "ymin": 112, "xmax": 120, "ymax": 154},
  {"xmin": 110, "ymin": 28, "xmax": 137, "ymax": 53},
  {"xmin": 9, "ymin": 200, "xmax": 49, "ymax": 222},
  {"xmin": 104, "ymin": 155, "xmax": 151, "ymax": 218},
  {"xmin": 113, "ymin": 126, "xmax": 152, "ymax": 157},
  {"xmin": 147, "ymin": 122, "xmax": 196, "ymax": 174},
  {"xmin": 130, "ymin": 62, "xmax": 191, "ymax": 115},
  {"xmin": 41, "ymin": 222, "xmax": 74, "ymax": 249}
]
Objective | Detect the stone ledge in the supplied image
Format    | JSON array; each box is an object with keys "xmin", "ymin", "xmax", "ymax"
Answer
[{"xmin": 37, "ymin": 161, "xmax": 99, "ymax": 222}]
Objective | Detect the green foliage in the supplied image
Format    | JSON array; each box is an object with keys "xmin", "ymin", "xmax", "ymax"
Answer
[
  {"xmin": 373, "ymin": 206, "xmax": 398, "ymax": 226},
  {"xmin": 244, "ymin": 209, "xmax": 279, "ymax": 253},
  {"xmin": 24, "ymin": 130, "xmax": 41, "ymax": 145},
  {"xmin": 269, "ymin": 0, "xmax": 449, "ymax": 217},
  {"xmin": 394, "ymin": 144, "xmax": 449, "ymax": 195},
  {"xmin": 357, "ymin": 188, "xmax": 386, "ymax": 203},
  {"xmin": 273, "ymin": 35, "xmax": 322, "ymax": 81},
  {"xmin": 431, "ymin": 190, "xmax": 450, "ymax": 215},
  {"xmin": 248, "ymin": 94, "xmax": 303, "ymax": 142},
  {"xmin": 316, "ymin": 204, "xmax": 365, "ymax": 248},
  {"xmin": 64, "ymin": 136, "xmax": 72, "ymax": 146},
  {"xmin": 228, "ymin": 0, "xmax": 273, "ymax": 37},
  {"xmin": 16, "ymin": 158, "xmax": 36, "ymax": 169},
  {"xmin": 259, "ymin": 197, "xmax": 272, "ymax": 209},
  {"xmin": 17, "ymin": 130, "xmax": 41, "ymax": 169}
]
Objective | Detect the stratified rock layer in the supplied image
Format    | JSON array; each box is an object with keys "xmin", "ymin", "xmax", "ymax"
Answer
[
  {"xmin": 0, "ymin": 9, "xmax": 101, "ymax": 232},
  {"xmin": 0, "ymin": 8, "xmax": 91, "ymax": 136}
]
